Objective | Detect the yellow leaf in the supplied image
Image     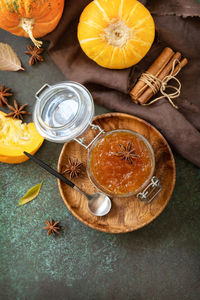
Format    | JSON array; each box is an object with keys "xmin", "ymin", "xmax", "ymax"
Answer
[{"xmin": 18, "ymin": 182, "xmax": 43, "ymax": 206}]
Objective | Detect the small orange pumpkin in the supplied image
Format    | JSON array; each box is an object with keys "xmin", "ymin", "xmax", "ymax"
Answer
[
  {"xmin": 78, "ymin": 0, "xmax": 155, "ymax": 69},
  {"xmin": 0, "ymin": 0, "xmax": 64, "ymax": 47}
]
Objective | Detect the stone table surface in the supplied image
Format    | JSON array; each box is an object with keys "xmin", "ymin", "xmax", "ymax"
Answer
[{"xmin": 0, "ymin": 29, "xmax": 200, "ymax": 300}]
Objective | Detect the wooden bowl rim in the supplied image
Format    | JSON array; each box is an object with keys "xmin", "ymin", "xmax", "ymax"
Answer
[{"xmin": 57, "ymin": 112, "xmax": 176, "ymax": 233}]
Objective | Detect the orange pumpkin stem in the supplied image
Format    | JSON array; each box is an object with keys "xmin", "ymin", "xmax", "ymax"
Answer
[{"xmin": 19, "ymin": 18, "xmax": 43, "ymax": 48}]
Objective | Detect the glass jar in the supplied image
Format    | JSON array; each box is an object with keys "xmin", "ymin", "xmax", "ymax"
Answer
[
  {"xmin": 33, "ymin": 81, "xmax": 161, "ymax": 201},
  {"xmin": 87, "ymin": 129, "xmax": 155, "ymax": 197}
]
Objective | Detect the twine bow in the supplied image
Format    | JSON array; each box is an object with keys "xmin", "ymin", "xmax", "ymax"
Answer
[{"xmin": 140, "ymin": 59, "xmax": 182, "ymax": 109}]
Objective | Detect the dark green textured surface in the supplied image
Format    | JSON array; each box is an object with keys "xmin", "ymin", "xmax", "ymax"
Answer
[{"xmin": 0, "ymin": 29, "xmax": 200, "ymax": 300}]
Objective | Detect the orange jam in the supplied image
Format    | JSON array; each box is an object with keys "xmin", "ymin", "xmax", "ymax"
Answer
[{"xmin": 89, "ymin": 130, "xmax": 154, "ymax": 196}]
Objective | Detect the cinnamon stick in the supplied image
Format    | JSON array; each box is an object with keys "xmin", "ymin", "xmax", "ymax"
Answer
[
  {"xmin": 130, "ymin": 47, "xmax": 174, "ymax": 103},
  {"xmin": 138, "ymin": 52, "xmax": 182, "ymax": 104},
  {"xmin": 172, "ymin": 58, "xmax": 188, "ymax": 75}
]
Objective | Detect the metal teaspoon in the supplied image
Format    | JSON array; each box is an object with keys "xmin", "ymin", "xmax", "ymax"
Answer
[{"xmin": 24, "ymin": 152, "xmax": 112, "ymax": 217}]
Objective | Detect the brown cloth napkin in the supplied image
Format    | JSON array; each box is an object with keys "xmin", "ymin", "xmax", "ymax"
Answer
[
  {"xmin": 147, "ymin": 0, "xmax": 200, "ymax": 18},
  {"xmin": 45, "ymin": 0, "xmax": 200, "ymax": 167}
]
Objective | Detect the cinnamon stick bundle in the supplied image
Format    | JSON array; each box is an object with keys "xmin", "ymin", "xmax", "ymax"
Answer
[{"xmin": 130, "ymin": 47, "xmax": 188, "ymax": 105}]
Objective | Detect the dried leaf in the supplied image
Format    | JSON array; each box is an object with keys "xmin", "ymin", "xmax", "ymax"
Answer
[
  {"xmin": 0, "ymin": 43, "xmax": 24, "ymax": 71},
  {"xmin": 18, "ymin": 182, "xmax": 43, "ymax": 206}
]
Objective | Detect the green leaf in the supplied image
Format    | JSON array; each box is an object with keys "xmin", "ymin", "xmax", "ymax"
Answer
[{"xmin": 18, "ymin": 182, "xmax": 43, "ymax": 206}]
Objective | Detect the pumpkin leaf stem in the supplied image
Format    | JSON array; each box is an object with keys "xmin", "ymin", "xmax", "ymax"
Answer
[{"xmin": 20, "ymin": 18, "xmax": 43, "ymax": 48}]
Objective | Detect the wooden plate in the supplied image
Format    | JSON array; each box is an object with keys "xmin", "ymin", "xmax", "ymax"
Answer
[{"xmin": 57, "ymin": 113, "xmax": 176, "ymax": 233}]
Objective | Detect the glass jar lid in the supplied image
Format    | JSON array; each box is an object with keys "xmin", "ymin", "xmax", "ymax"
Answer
[{"xmin": 33, "ymin": 81, "xmax": 94, "ymax": 143}]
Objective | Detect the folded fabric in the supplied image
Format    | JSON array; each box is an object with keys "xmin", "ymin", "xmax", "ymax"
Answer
[
  {"xmin": 147, "ymin": 0, "xmax": 200, "ymax": 18},
  {"xmin": 45, "ymin": 0, "xmax": 200, "ymax": 167}
]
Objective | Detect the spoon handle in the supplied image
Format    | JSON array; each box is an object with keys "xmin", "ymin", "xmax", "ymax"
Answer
[{"xmin": 24, "ymin": 151, "xmax": 75, "ymax": 188}]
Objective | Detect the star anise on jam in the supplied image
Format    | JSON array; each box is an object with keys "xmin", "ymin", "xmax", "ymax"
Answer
[
  {"xmin": 43, "ymin": 218, "xmax": 62, "ymax": 236},
  {"xmin": 62, "ymin": 158, "xmax": 84, "ymax": 179},
  {"xmin": 0, "ymin": 85, "xmax": 12, "ymax": 107},
  {"xmin": 114, "ymin": 142, "xmax": 140, "ymax": 165},
  {"xmin": 6, "ymin": 100, "xmax": 31, "ymax": 120},
  {"xmin": 24, "ymin": 44, "xmax": 44, "ymax": 66}
]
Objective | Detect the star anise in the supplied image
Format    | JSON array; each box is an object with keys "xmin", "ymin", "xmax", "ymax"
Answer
[
  {"xmin": 62, "ymin": 158, "xmax": 84, "ymax": 179},
  {"xmin": 0, "ymin": 85, "xmax": 12, "ymax": 107},
  {"xmin": 114, "ymin": 142, "xmax": 140, "ymax": 165},
  {"xmin": 43, "ymin": 218, "xmax": 62, "ymax": 236},
  {"xmin": 6, "ymin": 99, "xmax": 31, "ymax": 120},
  {"xmin": 24, "ymin": 44, "xmax": 44, "ymax": 66}
]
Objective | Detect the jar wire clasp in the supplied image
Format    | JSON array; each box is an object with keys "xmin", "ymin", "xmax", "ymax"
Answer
[
  {"xmin": 73, "ymin": 123, "xmax": 104, "ymax": 150},
  {"xmin": 136, "ymin": 176, "xmax": 162, "ymax": 204},
  {"xmin": 35, "ymin": 83, "xmax": 51, "ymax": 99}
]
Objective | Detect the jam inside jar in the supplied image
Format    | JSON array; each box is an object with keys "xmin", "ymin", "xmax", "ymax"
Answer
[{"xmin": 87, "ymin": 129, "xmax": 155, "ymax": 197}]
